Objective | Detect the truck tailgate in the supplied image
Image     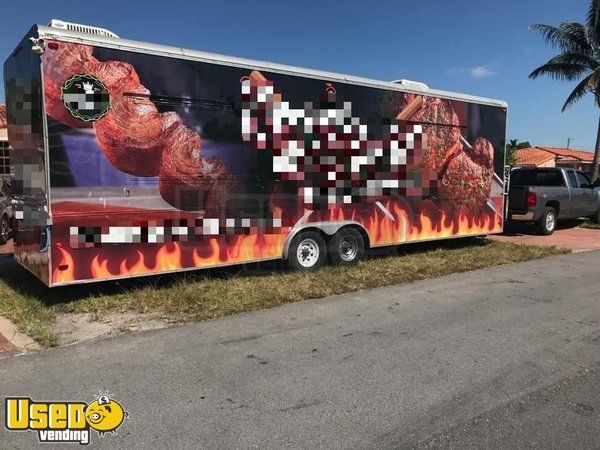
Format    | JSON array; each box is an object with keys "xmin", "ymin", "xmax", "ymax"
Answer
[{"xmin": 508, "ymin": 186, "xmax": 528, "ymax": 210}]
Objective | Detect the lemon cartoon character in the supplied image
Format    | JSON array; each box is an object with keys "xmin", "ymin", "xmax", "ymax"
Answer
[{"xmin": 85, "ymin": 395, "xmax": 128, "ymax": 435}]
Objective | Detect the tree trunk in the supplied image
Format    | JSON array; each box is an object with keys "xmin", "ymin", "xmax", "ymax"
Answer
[{"xmin": 592, "ymin": 114, "xmax": 600, "ymax": 182}]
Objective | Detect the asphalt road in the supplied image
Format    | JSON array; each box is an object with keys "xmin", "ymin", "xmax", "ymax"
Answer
[{"xmin": 1, "ymin": 250, "xmax": 600, "ymax": 449}]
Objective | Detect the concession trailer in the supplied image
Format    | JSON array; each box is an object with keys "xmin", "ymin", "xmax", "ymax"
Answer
[{"xmin": 3, "ymin": 19, "xmax": 507, "ymax": 286}]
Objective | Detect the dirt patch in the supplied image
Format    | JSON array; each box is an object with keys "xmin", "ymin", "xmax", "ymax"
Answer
[{"xmin": 55, "ymin": 311, "xmax": 171, "ymax": 346}]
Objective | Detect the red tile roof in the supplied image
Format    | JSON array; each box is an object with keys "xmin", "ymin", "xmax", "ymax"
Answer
[
  {"xmin": 515, "ymin": 146, "xmax": 595, "ymax": 166},
  {"xmin": 537, "ymin": 146, "xmax": 594, "ymax": 162},
  {"xmin": 0, "ymin": 104, "xmax": 6, "ymax": 129},
  {"xmin": 515, "ymin": 147, "xmax": 555, "ymax": 166}
]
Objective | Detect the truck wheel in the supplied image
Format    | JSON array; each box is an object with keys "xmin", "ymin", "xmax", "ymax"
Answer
[
  {"xmin": 329, "ymin": 227, "xmax": 365, "ymax": 265},
  {"xmin": 0, "ymin": 215, "xmax": 8, "ymax": 245},
  {"xmin": 538, "ymin": 207, "xmax": 556, "ymax": 235},
  {"xmin": 589, "ymin": 208, "xmax": 600, "ymax": 224},
  {"xmin": 287, "ymin": 230, "xmax": 327, "ymax": 271}
]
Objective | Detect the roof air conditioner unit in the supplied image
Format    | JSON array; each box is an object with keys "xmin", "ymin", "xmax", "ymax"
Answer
[
  {"xmin": 390, "ymin": 79, "xmax": 429, "ymax": 90},
  {"xmin": 47, "ymin": 19, "xmax": 119, "ymax": 39}
]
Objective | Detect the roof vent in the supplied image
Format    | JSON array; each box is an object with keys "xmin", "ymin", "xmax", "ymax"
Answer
[
  {"xmin": 47, "ymin": 19, "xmax": 119, "ymax": 39},
  {"xmin": 390, "ymin": 79, "xmax": 429, "ymax": 90}
]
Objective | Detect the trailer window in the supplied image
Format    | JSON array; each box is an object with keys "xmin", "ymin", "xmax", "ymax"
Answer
[
  {"xmin": 510, "ymin": 170, "xmax": 565, "ymax": 187},
  {"xmin": 122, "ymin": 93, "xmax": 234, "ymax": 111}
]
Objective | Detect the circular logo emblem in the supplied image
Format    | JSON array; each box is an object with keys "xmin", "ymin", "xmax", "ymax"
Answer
[{"xmin": 61, "ymin": 74, "xmax": 110, "ymax": 122}]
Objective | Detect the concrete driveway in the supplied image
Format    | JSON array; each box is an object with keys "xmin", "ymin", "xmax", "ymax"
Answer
[
  {"xmin": 1, "ymin": 250, "xmax": 600, "ymax": 448},
  {"xmin": 491, "ymin": 223, "xmax": 600, "ymax": 252}
]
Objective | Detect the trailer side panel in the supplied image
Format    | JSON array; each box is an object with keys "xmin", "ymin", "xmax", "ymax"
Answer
[{"xmin": 37, "ymin": 40, "xmax": 505, "ymax": 285}]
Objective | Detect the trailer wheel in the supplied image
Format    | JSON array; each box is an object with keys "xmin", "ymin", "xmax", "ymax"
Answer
[
  {"xmin": 537, "ymin": 207, "xmax": 556, "ymax": 235},
  {"xmin": 287, "ymin": 230, "xmax": 326, "ymax": 271},
  {"xmin": 0, "ymin": 215, "xmax": 8, "ymax": 245},
  {"xmin": 329, "ymin": 227, "xmax": 365, "ymax": 265}
]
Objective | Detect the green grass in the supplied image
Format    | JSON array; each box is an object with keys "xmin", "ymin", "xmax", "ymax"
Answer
[
  {"xmin": 579, "ymin": 221, "xmax": 600, "ymax": 229},
  {"xmin": 0, "ymin": 239, "xmax": 568, "ymax": 347}
]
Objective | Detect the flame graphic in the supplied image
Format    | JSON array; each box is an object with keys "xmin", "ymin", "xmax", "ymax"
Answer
[
  {"xmin": 52, "ymin": 245, "xmax": 75, "ymax": 283},
  {"xmin": 81, "ymin": 234, "xmax": 287, "ymax": 281},
  {"xmin": 51, "ymin": 200, "xmax": 502, "ymax": 283},
  {"xmin": 329, "ymin": 201, "xmax": 502, "ymax": 246}
]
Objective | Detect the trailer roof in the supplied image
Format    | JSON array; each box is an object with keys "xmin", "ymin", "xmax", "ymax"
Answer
[{"xmin": 36, "ymin": 24, "xmax": 508, "ymax": 108}]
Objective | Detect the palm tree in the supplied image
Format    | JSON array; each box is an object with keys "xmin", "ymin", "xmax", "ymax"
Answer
[{"xmin": 529, "ymin": 0, "xmax": 600, "ymax": 180}]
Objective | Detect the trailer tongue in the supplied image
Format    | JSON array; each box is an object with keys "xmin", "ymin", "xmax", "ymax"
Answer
[{"xmin": 3, "ymin": 20, "xmax": 507, "ymax": 286}]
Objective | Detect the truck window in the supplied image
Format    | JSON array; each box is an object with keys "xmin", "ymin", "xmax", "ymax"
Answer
[
  {"xmin": 576, "ymin": 172, "xmax": 591, "ymax": 188},
  {"xmin": 566, "ymin": 170, "xmax": 578, "ymax": 188},
  {"xmin": 510, "ymin": 170, "xmax": 565, "ymax": 187}
]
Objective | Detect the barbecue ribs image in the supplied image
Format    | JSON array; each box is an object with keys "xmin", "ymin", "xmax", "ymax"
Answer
[
  {"xmin": 242, "ymin": 71, "xmax": 494, "ymax": 213},
  {"xmin": 408, "ymin": 96, "xmax": 494, "ymax": 212},
  {"xmin": 241, "ymin": 71, "xmax": 430, "ymax": 210}
]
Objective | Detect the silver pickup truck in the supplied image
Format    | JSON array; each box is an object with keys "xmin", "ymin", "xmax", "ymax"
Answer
[{"xmin": 507, "ymin": 167, "xmax": 600, "ymax": 235}]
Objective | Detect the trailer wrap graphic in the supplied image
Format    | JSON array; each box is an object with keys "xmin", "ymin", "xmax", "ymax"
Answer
[
  {"xmin": 241, "ymin": 71, "xmax": 431, "ymax": 208},
  {"xmin": 28, "ymin": 40, "xmax": 504, "ymax": 284}
]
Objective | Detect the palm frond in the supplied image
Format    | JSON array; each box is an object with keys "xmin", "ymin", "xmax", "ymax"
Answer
[
  {"xmin": 562, "ymin": 72, "xmax": 595, "ymax": 111},
  {"xmin": 545, "ymin": 51, "xmax": 599, "ymax": 70},
  {"xmin": 587, "ymin": 0, "xmax": 600, "ymax": 45},
  {"xmin": 561, "ymin": 22, "xmax": 594, "ymax": 55},
  {"xmin": 529, "ymin": 62, "xmax": 590, "ymax": 81},
  {"xmin": 530, "ymin": 23, "xmax": 592, "ymax": 54},
  {"xmin": 530, "ymin": 24, "xmax": 570, "ymax": 49}
]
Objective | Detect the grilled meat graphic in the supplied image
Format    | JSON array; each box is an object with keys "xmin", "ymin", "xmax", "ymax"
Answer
[
  {"xmin": 42, "ymin": 41, "xmax": 227, "ymax": 207},
  {"xmin": 404, "ymin": 96, "xmax": 495, "ymax": 213},
  {"xmin": 241, "ymin": 71, "xmax": 428, "ymax": 209},
  {"xmin": 242, "ymin": 71, "xmax": 494, "ymax": 213}
]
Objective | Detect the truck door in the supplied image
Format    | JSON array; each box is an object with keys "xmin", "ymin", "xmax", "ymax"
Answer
[
  {"xmin": 565, "ymin": 170, "xmax": 582, "ymax": 217},
  {"xmin": 575, "ymin": 171, "xmax": 597, "ymax": 216}
]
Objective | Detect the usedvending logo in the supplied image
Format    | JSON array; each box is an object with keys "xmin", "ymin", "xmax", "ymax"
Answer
[
  {"xmin": 61, "ymin": 74, "xmax": 111, "ymax": 122},
  {"xmin": 4, "ymin": 393, "xmax": 128, "ymax": 445}
]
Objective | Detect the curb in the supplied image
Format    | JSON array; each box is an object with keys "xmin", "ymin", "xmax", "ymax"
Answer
[{"xmin": 0, "ymin": 316, "xmax": 40, "ymax": 358}]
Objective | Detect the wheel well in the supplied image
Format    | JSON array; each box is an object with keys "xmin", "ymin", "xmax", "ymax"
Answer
[
  {"xmin": 295, "ymin": 226, "xmax": 329, "ymax": 241},
  {"xmin": 545, "ymin": 201, "xmax": 560, "ymax": 215}
]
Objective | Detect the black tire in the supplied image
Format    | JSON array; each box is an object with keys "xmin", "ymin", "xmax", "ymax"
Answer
[
  {"xmin": 537, "ymin": 207, "xmax": 557, "ymax": 235},
  {"xmin": 328, "ymin": 227, "xmax": 365, "ymax": 265},
  {"xmin": 589, "ymin": 208, "xmax": 600, "ymax": 224},
  {"xmin": 287, "ymin": 230, "xmax": 327, "ymax": 271},
  {"xmin": 0, "ymin": 215, "xmax": 8, "ymax": 245}
]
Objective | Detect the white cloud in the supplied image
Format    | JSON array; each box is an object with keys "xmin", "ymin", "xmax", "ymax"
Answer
[
  {"xmin": 470, "ymin": 65, "xmax": 497, "ymax": 77},
  {"xmin": 446, "ymin": 64, "xmax": 498, "ymax": 78}
]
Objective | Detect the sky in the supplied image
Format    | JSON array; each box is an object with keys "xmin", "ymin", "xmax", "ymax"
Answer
[{"xmin": 0, "ymin": 0, "xmax": 596, "ymax": 150}]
